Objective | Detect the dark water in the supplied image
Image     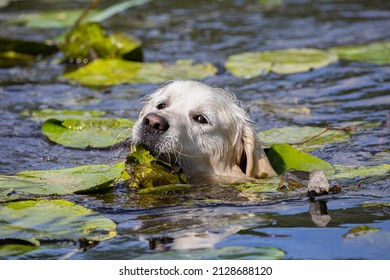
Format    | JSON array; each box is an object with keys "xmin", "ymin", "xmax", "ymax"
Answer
[{"xmin": 0, "ymin": 0, "xmax": 389, "ymax": 259}]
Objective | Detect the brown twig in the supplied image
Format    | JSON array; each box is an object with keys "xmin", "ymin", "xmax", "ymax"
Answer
[{"xmin": 294, "ymin": 125, "xmax": 356, "ymax": 145}]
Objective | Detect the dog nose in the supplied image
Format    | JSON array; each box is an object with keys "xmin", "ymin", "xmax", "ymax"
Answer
[{"xmin": 143, "ymin": 112, "xmax": 169, "ymax": 132}]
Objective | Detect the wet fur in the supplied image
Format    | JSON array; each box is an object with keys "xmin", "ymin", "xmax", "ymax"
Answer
[{"xmin": 132, "ymin": 80, "xmax": 276, "ymax": 184}]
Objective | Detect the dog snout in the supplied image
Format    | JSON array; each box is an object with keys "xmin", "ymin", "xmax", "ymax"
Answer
[{"xmin": 143, "ymin": 112, "xmax": 169, "ymax": 132}]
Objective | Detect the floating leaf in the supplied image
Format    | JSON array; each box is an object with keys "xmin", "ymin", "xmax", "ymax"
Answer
[
  {"xmin": 87, "ymin": 0, "xmax": 152, "ymax": 23},
  {"xmin": 8, "ymin": 10, "xmax": 98, "ymax": 29},
  {"xmin": 0, "ymin": 200, "xmax": 117, "ymax": 246},
  {"xmin": 0, "ymin": 37, "xmax": 57, "ymax": 66},
  {"xmin": 0, "ymin": 244, "xmax": 38, "ymax": 257},
  {"xmin": 42, "ymin": 117, "xmax": 134, "ymax": 148},
  {"xmin": 253, "ymin": 101, "xmax": 312, "ymax": 116},
  {"xmin": 61, "ymin": 58, "xmax": 218, "ymax": 86},
  {"xmin": 21, "ymin": 109, "xmax": 106, "ymax": 121},
  {"xmin": 226, "ymin": 48, "xmax": 338, "ymax": 78},
  {"xmin": 59, "ymin": 23, "xmax": 142, "ymax": 63},
  {"xmin": 329, "ymin": 164, "xmax": 390, "ymax": 181},
  {"xmin": 258, "ymin": 126, "xmax": 350, "ymax": 152},
  {"xmin": 126, "ymin": 147, "xmax": 187, "ymax": 189},
  {"xmin": 0, "ymin": 163, "xmax": 125, "ymax": 197},
  {"xmin": 362, "ymin": 202, "xmax": 390, "ymax": 208},
  {"xmin": 0, "ymin": 51, "xmax": 35, "ymax": 67},
  {"xmin": 7, "ymin": 0, "xmax": 152, "ymax": 29},
  {"xmin": 342, "ymin": 225, "xmax": 380, "ymax": 239},
  {"xmin": 0, "ymin": 37, "xmax": 57, "ymax": 56},
  {"xmin": 0, "ymin": 0, "xmax": 10, "ymax": 8},
  {"xmin": 137, "ymin": 246, "xmax": 285, "ymax": 260},
  {"xmin": 330, "ymin": 41, "xmax": 390, "ymax": 65},
  {"xmin": 266, "ymin": 143, "xmax": 335, "ymax": 175}
]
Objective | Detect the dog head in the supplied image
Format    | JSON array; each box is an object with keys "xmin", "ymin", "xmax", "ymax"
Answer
[{"xmin": 132, "ymin": 80, "xmax": 276, "ymax": 183}]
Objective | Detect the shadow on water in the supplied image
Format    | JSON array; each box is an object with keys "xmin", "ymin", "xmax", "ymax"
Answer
[{"xmin": 0, "ymin": 0, "xmax": 389, "ymax": 259}]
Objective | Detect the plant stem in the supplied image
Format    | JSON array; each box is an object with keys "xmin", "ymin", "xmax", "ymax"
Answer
[
  {"xmin": 295, "ymin": 125, "xmax": 356, "ymax": 145},
  {"xmin": 72, "ymin": 0, "xmax": 101, "ymax": 30}
]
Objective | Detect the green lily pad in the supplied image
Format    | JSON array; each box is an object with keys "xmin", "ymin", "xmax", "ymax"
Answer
[
  {"xmin": 61, "ymin": 58, "xmax": 218, "ymax": 86},
  {"xmin": 0, "ymin": 244, "xmax": 38, "ymax": 257},
  {"xmin": 137, "ymin": 246, "xmax": 285, "ymax": 260},
  {"xmin": 225, "ymin": 48, "xmax": 338, "ymax": 78},
  {"xmin": 253, "ymin": 101, "xmax": 312, "ymax": 117},
  {"xmin": 87, "ymin": 0, "xmax": 152, "ymax": 23},
  {"xmin": 0, "ymin": 163, "xmax": 125, "ymax": 198},
  {"xmin": 60, "ymin": 22, "xmax": 142, "ymax": 63},
  {"xmin": 0, "ymin": 200, "xmax": 117, "ymax": 247},
  {"xmin": 342, "ymin": 225, "xmax": 380, "ymax": 239},
  {"xmin": 7, "ymin": 0, "xmax": 152, "ymax": 29},
  {"xmin": 126, "ymin": 147, "xmax": 187, "ymax": 189},
  {"xmin": 42, "ymin": 117, "xmax": 134, "ymax": 148},
  {"xmin": 329, "ymin": 164, "xmax": 390, "ymax": 181},
  {"xmin": 0, "ymin": 51, "xmax": 36, "ymax": 67},
  {"xmin": 258, "ymin": 126, "xmax": 350, "ymax": 152},
  {"xmin": 8, "ymin": 10, "xmax": 97, "ymax": 29},
  {"xmin": 266, "ymin": 143, "xmax": 335, "ymax": 175},
  {"xmin": 330, "ymin": 41, "xmax": 390, "ymax": 65},
  {"xmin": 0, "ymin": 0, "xmax": 10, "ymax": 8},
  {"xmin": 362, "ymin": 202, "xmax": 390, "ymax": 208},
  {"xmin": 0, "ymin": 37, "xmax": 57, "ymax": 56},
  {"xmin": 22, "ymin": 109, "xmax": 106, "ymax": 121}
]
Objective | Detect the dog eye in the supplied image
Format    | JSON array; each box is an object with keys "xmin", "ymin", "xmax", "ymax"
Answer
[
  {"xmin": 193, "ymin": 114, "xmax": 208, "ymax": 124},
  {"xmin": 157, "ymin": 103, "xmax": 166, "ymax": 110}
]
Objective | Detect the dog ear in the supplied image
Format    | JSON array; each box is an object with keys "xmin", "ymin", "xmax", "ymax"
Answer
[{"xmin": 238, "ymin": 125, "xmax": 277, "ymax": 178}]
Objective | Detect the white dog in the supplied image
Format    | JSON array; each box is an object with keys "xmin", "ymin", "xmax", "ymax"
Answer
[{"xmin": 132, "ymin": 80, "xmax": 276, "ymax": 184}]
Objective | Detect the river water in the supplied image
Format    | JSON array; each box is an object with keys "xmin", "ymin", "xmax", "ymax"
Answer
[{"xmin": 0, "ymin": 0, "xmax": 389, "ymax": 259}]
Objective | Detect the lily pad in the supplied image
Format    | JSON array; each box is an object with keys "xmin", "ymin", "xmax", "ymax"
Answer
[
  {"xmin": 330, "ymin": 41, "xmax": 390, "ymax": 65},
  {"xmin": 0, "ymin": 200, "xmax": 117, "ymax": 246},
  {"xmin": 137, "ymin": 246, "xmax": 285, "ymax": 260},
  {"xmin": 329, "ymin": 164, "xmax": 390, "ymax": 181},
  {"xmin": 22, "ymin": 109, "xmax": 106, "ymax": 121},
  {"xmin": 0, "ymin": 51, "xmax": 36, "ymax": 67},
  {"xmin": 342, "ymin": 225, "xmax": 380, "ymax": 239},
  {"xmin": 253, "ymin": 101, "xmax": 312, "ymax": 116},
  {"xmin": 42, "ymin": 117, "xmax": 134, "ymax": 148},
  {"xmin": 266, "ymin": 143, "xmax": 335, "ymax": 175},
  {"xmin": 8, "ymin": 10, "xmax": 98, "ymax": 29},
  {"xmin": 61, "ymin": 58, "xmax": 218, "ymax": 86},
  {"xmin": 87, "ymin": 0, "xmax": 152, "ymax": 23},
  {"xmin": 0, "ymin": 37, "xmax": 57, "ymax": 56},
  {"xmin": 126, "ymin": 147, "xmax": 187, "ymax": 189},
  {"xmin": 0, "ymin": 244, "xmax": 38, "ymax": 257},
  {"xmin": 225, "ymin": 48, "xmax": 338, "ymax": 78},
  {"xmin": 60, "ymin": 22, "xmax": 142, "ymax": 63},
  {"xmin": 7, "ymin": 0, "xmax": 152, "ymax": 29},
  {"xmin": 258, "ymin": 126, "xmax": 350, "ymax": 152},
  {"xmin": 0, "ymin": 0, "xmax": 9, "ymax": 8},
  {"xmin": 0, "ymin": 163, "xmax": 125, "ymax": 198}
]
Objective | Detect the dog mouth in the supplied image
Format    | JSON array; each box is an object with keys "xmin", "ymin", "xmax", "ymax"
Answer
[
  {"xmin": 133, "ymin": 126, "xmax": 180, "ymax": 164},
  {"xmin": 134, "ymin": 143, "xmax": 182, "ymax": 174}
]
